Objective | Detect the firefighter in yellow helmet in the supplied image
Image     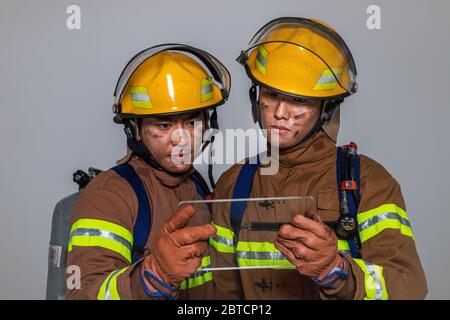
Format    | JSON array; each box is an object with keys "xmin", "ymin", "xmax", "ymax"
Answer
[
  {"xmin": 66, "ymin": 44, "xmax": 230, "ymax": 300},
  {"xmin": 210, "ymin": 18, "xmax": 427, "ymax": 299}
]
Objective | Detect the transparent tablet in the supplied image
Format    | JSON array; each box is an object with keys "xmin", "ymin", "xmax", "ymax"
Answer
[{"xmin": 179, "ymin": 196, "xmax": 314, "ymax": 271}]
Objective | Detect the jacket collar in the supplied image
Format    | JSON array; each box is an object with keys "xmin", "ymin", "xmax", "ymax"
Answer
[
  {"xmin": 262, "ymin": 129, "xmax": 336, "ymax": 169},
  {"xmin": 133, "ymin": 157, "xmax": 194, "ymax": 187}
]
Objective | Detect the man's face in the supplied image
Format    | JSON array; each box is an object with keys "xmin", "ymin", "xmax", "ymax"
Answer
[
  {"xmin": 259, "ymin": 87, "xmax": 322, "ymax": 149},
  {"xmin": 140, "ymin": 111, "xmax": 205, "ymax": 174}
]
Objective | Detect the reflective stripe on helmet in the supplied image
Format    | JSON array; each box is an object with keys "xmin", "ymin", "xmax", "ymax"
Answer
[
  {"xmin": 201, "ymin": 77, "xmax": 214, "ymax": 102},
  {"xmin": 255, "ymin": 46, "xmax": 268, "ymax": 75},
  {"xmin": 130, "ymin": 86, "xmax": 153, "ymax": 109},
  {"xmin": 313, "ymin": 67, "xmax": 343, "ymax": 90}
]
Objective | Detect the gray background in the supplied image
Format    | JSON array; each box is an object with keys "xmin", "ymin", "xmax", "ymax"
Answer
[{"xmin": 0, "ymin": 0, "xmax": 449, "ymax": 299}]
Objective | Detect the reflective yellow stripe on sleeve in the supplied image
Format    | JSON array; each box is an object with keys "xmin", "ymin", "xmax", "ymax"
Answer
[
  {"xmin": 234, "ymin": 240, "xmax": 352, "ymax": 269},
  {"xmin": 354, "ymin": 259, "xmax": 388, "ymax": 300},
  {"xmin": 357, "ymin": 203, "xmax": 414, "ymax": 244},
  {"xmin": 97, "ymin": 267, "xmax": 129, "ymax": 300},
  {"xmin": 236, "ymin": 241, "xmax": 295, "ymax": 269},
  {"xmin": 209, "ymin": 222, "xmax": 235, "ymax": 253},
  {"xmin": 338, "ymin": 239, "xmax": 351, "ymax": 253},
  {"xmin": 68, "ymin": 219, "xmax": 133, "ymax": 263},
  {"xmin": 210, "ymin": 222, "xmax": 353, "ymax": 268},
  {"xmin": 180, "ymin": 256, "xmax": 213, "ymax": 290}
]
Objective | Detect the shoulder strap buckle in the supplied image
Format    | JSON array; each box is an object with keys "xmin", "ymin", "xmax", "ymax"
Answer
[
  {"xmin": 341, "ymin": 180, "xmax": 358, "ymax": 190},
  {"xmin": 343, "ymin": 141, "xmax": 358, "ymax": 153}
]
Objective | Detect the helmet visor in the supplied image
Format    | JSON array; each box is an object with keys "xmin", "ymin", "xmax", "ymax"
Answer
[
  {"xmin": 114, "ymin": 44, "xmax": 231, "ymax": 107},
  {"xmin": 237, "ymin": 17, "xmax": 357, "ymax": 96}
]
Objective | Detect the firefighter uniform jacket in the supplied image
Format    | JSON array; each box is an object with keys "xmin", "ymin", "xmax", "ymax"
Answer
[
  {"xmin": 65, "ymin": 157, "xmax": 212, "ymax": 300},
  {"xmin": 211, "ymin": 130, "xmax": 427, "ymax": 299}
]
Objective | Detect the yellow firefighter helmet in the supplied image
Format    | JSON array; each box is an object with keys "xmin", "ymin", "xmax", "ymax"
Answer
[
  {"xmin": 237, "ymin": 17, "xmax": 357, "ymax": 100},
  {"xmin": 114, "ymin": 44, "xmax": 231, "ymax": 119}
]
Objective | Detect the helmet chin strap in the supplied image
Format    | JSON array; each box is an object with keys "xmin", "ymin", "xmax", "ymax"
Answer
[
  {"xmin": 249, "ymin": 82, "xmax": 341, "ymax": 147},
  {"xmin": 298, "ymin": 99, "xmax": 341, "ymax": 145},
  {"xmin": 200, "ymin": 108, "xmax": 219, "ymax": 189},
  {"xmin": 123, "ymin": 109, "xmax": 219, "ymax": 188},
  {"xmin": 124, "ymin": 119, "xmax": 164, "ymax": 171},
  {"xmin": 249, "ymin": 83, "xmax": 262, "ymax": 128}
]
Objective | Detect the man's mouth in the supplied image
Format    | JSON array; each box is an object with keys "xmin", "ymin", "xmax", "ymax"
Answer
[
  {"xmin": 170, "ymin": 149, "xmax": 189, "ymax": 165},
  {"xmin": 270, "ymin": 125, "xmax": 291, "ymax": 135},
  {"xmin": 170, "ymin": 149, "xmax": 185, "ymax": 157}
]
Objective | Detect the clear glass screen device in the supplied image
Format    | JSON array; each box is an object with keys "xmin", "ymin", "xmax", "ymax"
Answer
[{"xmin": 178, "ymin": 196, "xmax": 314, "ymax": 271}]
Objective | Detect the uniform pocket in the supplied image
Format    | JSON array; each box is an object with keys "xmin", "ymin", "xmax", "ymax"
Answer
[{"xmin": 316, "ymin": 189, "xmax": 340, "ymax": 222}]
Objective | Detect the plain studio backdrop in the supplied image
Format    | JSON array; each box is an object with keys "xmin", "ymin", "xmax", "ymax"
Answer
[{"xmin": 0, "ymin": 0, "xmax": 449, "ymax": 299}]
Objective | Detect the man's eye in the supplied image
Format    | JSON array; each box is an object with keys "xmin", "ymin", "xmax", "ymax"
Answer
[
  {"xmin": 268, "ymin": 91, "xmax": 279, "ymax": 98},
  {"xmin": 158, "ymin": 123, "xmax": 171, "ymax": 129},
  {"xmin": 186, "ymin": 120, "xmax": 197, "ymax": 127}
]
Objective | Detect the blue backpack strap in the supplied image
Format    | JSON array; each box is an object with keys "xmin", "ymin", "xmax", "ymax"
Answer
[
  {"xmin": 111, "ymin": 164, "xmax": 152, "ymax": 264},
  {"xmin": 336, "ymin": 145, "xmax": 361, "ymax": 258},
  {"xmin": 352, "ymin": 150, "xmax": 361, "ymax": 205},
  {"xmin": 230, "ymin": 155, "xmax": 260, "ymax": 244}
]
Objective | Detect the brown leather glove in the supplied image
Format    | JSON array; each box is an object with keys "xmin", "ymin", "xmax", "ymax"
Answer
[
  {"xmin": 142, "ymin": 204, "xmax": 216, "ymax": 290},
  {"xmin": 275, "ymin": 211, "xmax": 342, "ymax": 282}
]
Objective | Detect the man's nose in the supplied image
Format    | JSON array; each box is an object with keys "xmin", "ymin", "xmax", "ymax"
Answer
[
  {"xmin": 171, "ymin": 127, "xmax": 190, "ymax": 146},
  {"xmin": 274, "ymin": 100, "xmax": 289, "ymax": 120}
]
